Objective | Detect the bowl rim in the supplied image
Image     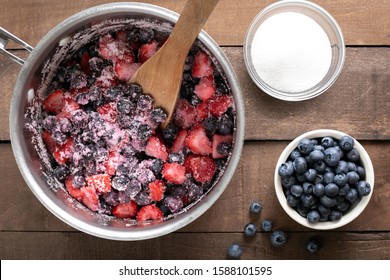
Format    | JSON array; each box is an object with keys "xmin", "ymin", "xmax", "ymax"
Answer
[
  {"xmin": 10, "ymin": 2, "xmax": 245, "ymax": 240},
  {"xmin": 243, "ymin": 0, "xmax": 346, "ymax": 101},
  {"xmin": 274, "ymin": 129, "xmax": 375, "ymax": 230}
]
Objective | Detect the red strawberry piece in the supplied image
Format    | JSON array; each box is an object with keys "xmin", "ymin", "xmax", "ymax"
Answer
[
  {"xmin": 42, "ymin": 89, "xmax": 65, "ymax": 114},
  {"xmin": 192, "ymin": 51, "xmax": 214, "ymax": 78},
  {"xmin": 80, "ymin": 186, "xmax": 100, "ymax": 212},
  {"xmin": 136, "ymin": 205, "xmax": 164, "ymax": 222},
  {"xmin": 208, "ymin": 94, "xmax": 233, "ymax": 117},
  {"xmin": 185, "ymin": 155, "xmax": 216, "ymax": 183},
  {"xmin": 80, "ymin": 51, "xmax": 91, "ymax": 74},
  {"xmin": 114, "ymin": 61, "xmax": 140, "ymax": 82},
  {"xmin": 112, "ymin": 201, "xmax": 138, "ymax": 218},
  {"xmin": 97, "ymin": 102, "xmax": 118, "ymax": 123},
  {"xmin": 194, "ymin": 75, "xmax": 216, "ymax": 101},
  {"xmin": 138, "ymin": 41, "xmax": 158, "ymax": 63},
  {"xmin": 212, "ymin": 134, "xmax": 233, "ymax": 159},
  {"xmin": 57, "ymin": 98, "xmax": 80, "ymax": 119},
  {"xmin": 42, "ymin": 130, "xmax": 57, "ymax": 153},
  {"xmin": 115, "ymin": 30, "xmax": 128, "ymax": 42},
  {"xmin": 171, "ymin": 129, "xmax": 188, "ymax": 153},
  {"xmin": 149, "ymin": 180, "xmax": 166, "ymax": 201},
  {"xmin": 65, "ymin": 176, "xmax": 83, "ymax": 201},
  {"xmin": 145, "ymin": 136, "xmax": 168, "ymax": 161},
  {"xmin": 95, "ymin": 66, "xmax": 119, "ymax": 88},
  {"xmin": 162, "ymin": 162, "xmax": 186, "ymax": 185},
  {"xmin": 86, "ymin": 174, "xmax": 112, "ymax": 194},
  {"xmin": 98, "ymin": 34, "xmax": 116, "ymax": 60},
  {"xmin": 104, "ymin": 151, "xmax": 125, "ymax": 176},
  {"xmin": 196, "ymin": 101, "xmax": 210, "ymax": 122},
  {"xmin": 173, "ymin": 99, "xmax": 197, "ymax": 129},
  {"xmin": 52, "ymin": 137, "xmax": 74, "ymax": 165},
  {"xmin": 185, "ymin": 125, "xmax": 212, "ymax": 155}
]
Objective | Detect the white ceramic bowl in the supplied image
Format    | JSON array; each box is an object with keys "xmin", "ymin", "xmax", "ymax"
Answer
[
  {"xmin": 274, "ymin": 129, "xmax": 374, "ymax": 230},
  {"xmin": 244, "ymin": 0, "xmax": 345, "ymax": 101}
]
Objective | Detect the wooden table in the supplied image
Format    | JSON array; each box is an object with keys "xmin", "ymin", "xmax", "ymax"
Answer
[{"xmin": 1, "ymin": 0, "xmax": 389, "ymax": 260}]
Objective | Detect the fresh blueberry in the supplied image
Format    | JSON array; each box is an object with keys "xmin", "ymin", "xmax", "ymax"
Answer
[
  {"xmin": 305, "ymin": 239, "xmax": 320, "ymax": 253},
  {"xmin": 324, "ymin": 183, "xmax": 339, "ymax": 197},
  {"xmin": 261, "ymin": 219, "xmax": 273, "ymax": 232},
  {"xmin": 313, "ymin": 174, "xmax": 324, "ymax": 184},
  {"xmin": 286, "ymin": 194, "xmax": 299, "ymax": 207},
  {"xmin": 244, "ymin": 223, "xmax": 257, "ymax": 237},
  {"xmin": 339, "ymin": 183, "xmax": 351, "ymax": 196},
  {"xmin": 309, "ymin": 149, "xmax": 325, "ymax": 162},
  {"xmin": 282, "ymin": 176, "xmax": 296, "ymax": 188},
  {"xmin": 329, "ymin": 210, "xmax": 342, "ymax": 221},
  {"xmin": 301, "ymin": 194, "xmax": 317, "ymax": 208},
  {"xmin": 347, "ymin": 162, "xmax": 357, "ymax": 172},
  {"xmin": 345, "ymin": 188, "xmax": 358, "ymax": 203},
  {"xmin": 339, "ymin": 135, "xmax": 354, "ymax": 151},
  {"xmin": 291, "ymin": 185, "xmax": 304, "ymax": 197},
  {"xmin": 303, "ymin": 182, "xmax": 314, "ymax": 194},
  {"xmin": 298, "ymin": 138, "xmax": 314, "ymax": 155},
  {"xmin": 320, "ymin": 195, "xmax": 337, "ymax": 208},
  {"xmin": 346, "ymin": 148, "xmax": 360, "ymax": 162},
  {"xmin": 313, "ymin": 160, "xmax": 326, "ymax": 173},
  {"xmin": 347, "ymin": 171, "xmax": 360, "ymax": 185},
  {"xmin": 336, "ymin": 200, "xmax": 350, "ymax": 212},
  {"xmin": 321, "ymin": 136, "xmax": 335, "ymax": 148},
  {"xmin": 307, "ymin": 210, "xmax": 320, "ymax": 224},
  {"xmin": 249, "ymin": 201, "xmax": 263, "ymax": 214},
  {"xmin": 318, "ymin": 203, "xmax": 331, "ymax": 217},
  {"xmin": 297, "ymin": 203, "xmax": 310, "ymax": 217},
  {"xmin": 323, "ymin": 172, "xmax": 335, "ymax": 184},
  {"xmin": 305, "ymin": 168, "xmax": 317, "ymax": 182},
  {"xmin": 333, "ymin": 173, "xmax": 348, "ymax": 187},
  {"xmin": 356, "ymin": 165, "xmax": 366, "ymax": 179},
  {"xmin": 356, "ymin": 181, "xmax": 371, "ymax": 197},
  {"xmin": 278, "ymin": 161, "xmax": 294, "ymax": 177},
  {"xmin": 227, "ymin": 243, "xmax": 243, "ymax": 259},
  {"xmin": 295, "ymin": 172, "xmax": 307, "ymax": 183},
  {"xmin": 324, "ymin": 147, "xmax": 341, "ymax": 167},
  {"xmin": 293, "ymin": 157, "xmax": 307, "ymax": 173},
  {"xmin": 313, "ymin": 183, "xmax": 325, "ymax": 197},
  {"xmin": 289, "ymin": 148, "xmax": 301, "ymax": 160},
  {"xmin": 335, "ymin": 160, "xmax": 349, "ymax": 174},
  {"xmin": 270, "ymin": 230, "xmax": 287, "ymax": 247},
  {"xmin": 53, "ymin": 165, "xmax": 70, "ymax": 182}
]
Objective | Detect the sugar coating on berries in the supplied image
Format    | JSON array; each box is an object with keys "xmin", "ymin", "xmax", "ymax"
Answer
[{"xmin": 30, "ymin": 25, "xmax": 236, "ymax": 222}]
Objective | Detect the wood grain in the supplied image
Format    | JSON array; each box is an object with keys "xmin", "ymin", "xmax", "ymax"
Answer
[{"xmin": 0, "ymin": 0, "xmax": 389, "ymax": 47}]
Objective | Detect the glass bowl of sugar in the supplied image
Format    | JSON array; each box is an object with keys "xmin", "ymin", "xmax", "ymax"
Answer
[{"xmin": 244, "ymin": 0, "xmax": 345, "ymax": 101}]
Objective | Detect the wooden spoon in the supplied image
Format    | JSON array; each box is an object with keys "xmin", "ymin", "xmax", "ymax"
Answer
[{"xmin": 129, "ymin": 0, "xmax": 219, "ymax": 128}]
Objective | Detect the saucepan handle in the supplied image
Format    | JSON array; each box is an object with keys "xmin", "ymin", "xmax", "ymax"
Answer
[{"xmin": 0, "ymin": 27, "xmax": 33, "ymax": 66}]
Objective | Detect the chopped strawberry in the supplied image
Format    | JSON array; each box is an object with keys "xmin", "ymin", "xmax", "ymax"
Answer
[
  {"xmin": 185, "ymin": 125, "xmax": 212, "ymax": 155},
  {"xmin": 212, "ymin": 134, "xmax": 233, "ymax": 159},
  {"xmin": 86, "ymin": 174, "xmax": 112, "ymax": 194},
  {"xmin": 171, "ymin": 130, "xmax": 188, "ymax": 153},
  {"xmin": 115, "ymin": 30, "xmax": 128, "ymax": 42},
  {"xmin": 80, "ymin": 186, "xmax": 100, "ymax": 211},
  {"xmin": 196, "ymin": 101, "xmax": 210, "ymax": 122},
  {"xmin": 80, "ymin": 51, "xmax": 91, "ymax": 74},
  {"xmin": 112, "ymin": 201, "xmax": 138, "ymax": 218},
  {"xmin": 185, "ymin": 155, "xmax": 216, "ymax": 183},
  {"xmin": 104, "ymin": 151, "xmax": 125, "ymax": 176},
  {"xmin": 136, "ymin": 205, "xmax": 164, "ymax": 222},
  {"xmin": 114, "ymin": 61, "xmax": 140, "ymax": 82},
  {"xmin": 98, "ymin": 34, "xmax": 115, "ymax": 60},
  {"xmin": 173, "ymin": 99, "xmax": 197, "ymax": 129},
  {"xmin": 194, "ymin": 75, "xmax": 215, "ymax": 101},
  {"xmin": 149, "ymin": 180, "xmax": 166, "ymax": 201},
  {"xmin": 97, "ymin": 102, "xmax": 118, "ymax": 123},
  {"xmin": 162, "ymin": 162, "xmax": 186, "ymax": 185},
  {"xmin": 208, "ymin": 94, "xmax": 233, "ymax": 117},
  {"xmin": 95, "ymin": 66, "xmax": 119, "ymax": 88},
  {"xmin": 42, "ymin": 130, "xmax": 57, "ymax": 153},
  {"xmin": 52, "ymin": 137, "xmax": 74, "ymax": 165},
  {"xmin": 57, "ymin": 98, "xmax": 80, "ymax": 119},
  {"xmin": 138, "ymin": 41, "xmax": 158, "ymax": 63},
  {"xmin": 192, "ymin": 51, "xmax": 214, "ymax": 78},
  {"xmin": 145, "ymin": 136, "xmax": 168, "ymax": 161},
  {"xmin": 65, "ymin": 176, "xmax": 83, "ymax": 201},
  {"xmin": 42, "ymin": 89, "xmax": 65, "ymax": 114}
]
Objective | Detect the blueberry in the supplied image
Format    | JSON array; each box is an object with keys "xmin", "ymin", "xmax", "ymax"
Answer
[
  {"xmin": 320, "ymin": 195, "xmax": 337, "ymax": 208},
  {"xmin": 309, "ymin": 149, "xmax": 325, "ymax": 162},
  {"xmin": 162, "ymin": 123, "xmax": 178, "ymax": 144},
  {"xmin": 333, "ymin": 173, "xmax": 348, "ymax": 187},
  {"xmin": 137, "ymin": 124, "xmax": 152, "ymax": 140},
  {"xmin": 324, "ymin": 147, "xmax": 341, "ymax": 167},
  {"xmin": 356, "ymin": 181, "xmax": 371, "ymax": 197},
  {"xmin": 139, "ymin": 28, "xmax": 154, "ymax": 43},
  {"xmin": 324, "ymin": 183, "xmax": 339, "ymax": 197},
  {"xmin": 286, "ymin": 194, "xmax": 299, "ymax": 207},
  {"xmin": 112, "ymin": 175, "xmax": 130, "ymax": 191},
  {"xmin": 323, "ymin": 172, "xmax": 335, "ymax": 184},
  {"xmin": 305, "ymin": 239, "xmax": 320, "ymax": 253},
  {"xmin": 244, "ymin": 223, "xmax": 257, "ymax": 237},
  {"xmin": 318, "ymin": 204, "xmax": 331, "ymax": 217},
  {"xmin": 261, "ymin": 219, "xmax": 273, "ymax": 232},
  {"xmin": 339, "ymin": 135, "xmax": 354, "ymax": 151},
  {"xmin": 116, "ymin": 99, "xmax": 133, "ymax": 114},
  {"xmin": 339, "ymin": 183, "xmax": 351, "ymax": 196},
  {"xmin": 313, "ymin": 174, "xmax": 324, "ymax": 184},
  {"xmin": 295, "ymin": 172, "xmax": 306, "ymax": 183},
  {"xmin": 303, "ymin": 182, "xmax": 314, "ymax": 194},
  {"xmin": 313, "ymin": 183, "xmax": 325, "ymax": 197},
  {"xmin": 345, "ymin": 188, "xmax": 358, "ymax": 203},
  {"xmin": 297, "ymin": 138, "xmax": 314, "ymax": 155},
  {"xmin": 346, "ymin": 148, "xmax": 360, "ymax": 162},
  {"xmin": 329, "ymin": 210, "xmax": 342, "ymax": 221},
  {"xmin": 301, "ymin": 194, "xmax": 317, "ymax": 208},
  {"xmin": 278, "ymin": 161, "xmax": 294, "ymax": 177},
  {"xmin": 164, "ymin": 196, "xmax": 183, "ymax": 213},
  {"xmin": 249, "ymin": 201, "xmax": 263, "ymax": 214},
  {"xmin": 291, "ymin": 185, "xmax": 303, "ymax": 197},
  {"xmin": 297, "ymin": 203, "xmax": 310, "ymax": 217},
  {"xmin": 289, "ymin": 148, "xmax": 301, "ymax": 160},
  {"xmin": 321, "ymin": 136, "xmax": 335, "ymax": 148},
  {"xmin": 356, "ymin": 165, "xmax": 366, "ymax": 179},
  {"xmin": 282, "ymin": 176, "xmax": 296, "ymax": 188},
  {"xmin": 227, "ymin": 243, "xmax": 243, "ymax": 259},
  {"xmin": 313, "ymin": 161, "xmax": 326, "ymax": 173},
  {"xmin": 218, "ymin": 114, "xmax": 234, "ymax": 135},
  {"xmin": 137, "ymin": 94, "xmax": 153, "ymax": 111},
  {"xmin": 216, "ymin": 142, "xmax": 232, "ymax": 156},
  {"xmin": 347, "ymin": 171, "xmax": 360, "ymax": 185},
  {"xmin": 307, "ymin": 210, "xmax": 320, "ymax": 224},
  {"xmin": 126, "ymin": 83, "xmax": 143, "ymax": 101},
  {"xmin": 347, "ymin": 162, "xmax": 357, "ymax": 172},
  {"xmin": 168, "ymin": 152, "xmax": 185, "ymax": 164},
  {"xmin": 151, "ymin": 108, "xmax": 167, "ymax": 124},
  {"xmin": 270, "ymin": 230, "xmax": 287, "ymax": 247},
  {"xmin": 72, "ymin": 175, "xmax": 85, "ymax": 188},
  {"xmin": 293, "ymin": 157, "xmax": 307, "ymax": 173},
  {"xmin": 202, "ymin": 116, "xmax": 218, "ymax": 136},
  {"xmin": 336, "ymin": 200, "xmax": 350, "ymax": 212},
  {"xmin": 53, "ymin": 165, "xmax": 70, "ymax": 182},
  {"xmin": 305, "ymin": 168, "xmax": 317, "ymax": 182},
  {"xmin": 335, "ymin": 160, "xmax": 349, "ymax": 174}
]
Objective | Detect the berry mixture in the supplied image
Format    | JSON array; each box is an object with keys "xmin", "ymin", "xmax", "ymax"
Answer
[
  {"xmin": 278, "ymin": 135, "xmax": 371, "ymax": 224},
  {"xmin": 33, "ymin": 25, "xmax": 235, "ymax": 222}
]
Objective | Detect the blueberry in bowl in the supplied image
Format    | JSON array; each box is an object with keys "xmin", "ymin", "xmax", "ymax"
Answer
[
  {"xmin": 274, "ymin": 129, "xmax": 374, "ymax": 230},
  {"xmin": 10, "ymin": 3, "xmax": 244, "ymax": 240}
]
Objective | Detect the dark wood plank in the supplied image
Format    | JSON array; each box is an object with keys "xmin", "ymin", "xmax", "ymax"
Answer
[
  {"xmin": 0, "ymin": 0, "xmax": 389, "ymax": 47},
  {"xmin": 2, "ymin": 140, "xmax": 389, "ymax": 232},
  {"xmin": 1, "ymin": 48, "xmax": 390, "ymax": 141},
  {"xmin": 1, "ymin": 231, "xmax": 389, "ymax": 259}
]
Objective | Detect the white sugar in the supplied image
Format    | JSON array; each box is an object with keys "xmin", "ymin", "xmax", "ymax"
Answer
[{"xmin": 251, "ymin": 12, "xmax": 332, "ymax": 93}]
